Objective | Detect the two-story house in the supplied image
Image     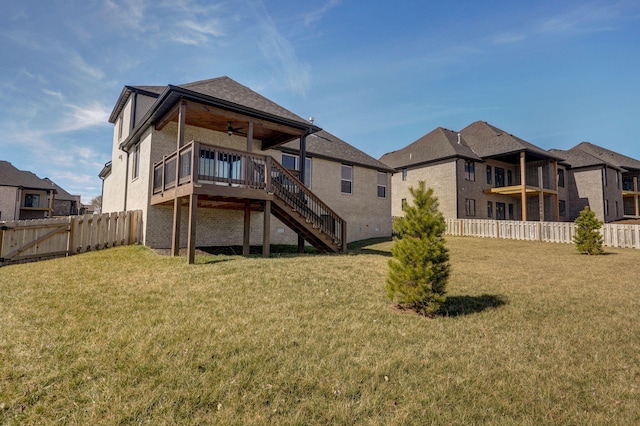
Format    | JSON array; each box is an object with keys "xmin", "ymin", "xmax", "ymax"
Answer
[
  {"xmin": 99, "ymin": 76, "xmax": 393, "ymax": 262},
  {"xmin": 381, "ymin": 121, "xmax": 564, "ymax": 223},
  {"xmin": 0, "ymin": 161, "xmax": 56, "ymax": 221}
]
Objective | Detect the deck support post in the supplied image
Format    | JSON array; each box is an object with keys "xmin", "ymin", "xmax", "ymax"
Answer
[
  {"xmin": 263, "ymin": 200, "xmax": 271, "ymax": 258},
  {"xmin": 520, "ymin": 152, "xmax": 527, "ymax": 221},
  {"xmin": 297, "ymin": 132, "xmax": 308, "ymax": 254},
  {"xmin": 243, "ymin": 202, "xmax": 251, "ymax": 255},
  {"xmin": 171, "ymin": 197, "xmax": 182, "ymax": 257},
  {"xmin": 187, "ymin": 194, "xmax": 197, "ymax": 264}
]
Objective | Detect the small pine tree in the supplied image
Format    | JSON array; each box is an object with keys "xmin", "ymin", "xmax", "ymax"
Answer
[
  {"xmin": 574, "ymin": 207, "xmax": 604, "ymax": 255},
  {"xmin": 386, "ymin": 181, "xmax": 450, "ymax": 315}
]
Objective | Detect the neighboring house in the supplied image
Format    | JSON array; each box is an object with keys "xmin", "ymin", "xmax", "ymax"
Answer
[
  {"xmin": 100, "ymin": 76, "xmax": 393, "ymax": 261},
  {"xmin": 0, "ymin": 161, "xmax": 55, "ymax": 221},
  {"xmin": 550, "ymin": 142, "xmax": 640, "ymax": 222},
  {"xmin": 43, "ymin": 178, "xmax": 83, "ymax": 216},
  {"xmin": 381, "ymin": 121, "xmax": 564, "ymax": 222}
]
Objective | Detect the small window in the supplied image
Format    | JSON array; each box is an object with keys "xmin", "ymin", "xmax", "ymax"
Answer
[
  {"xmin": 132, "ymin": 142, "xmax": 141, "ymax": 179},
  {"xmin": 402, "ymin": 168, "xmax": 407, "ymax": 181},
  {"xmin": 24, "ymin": 194, "xmax": 40, "ymax": 208},
  {"xmin": 495, "ymin": 167, "xmax": 505, "ymax": 187},
  {"xmin": 508, "ymin": 203, "xmax": 514, "ymax": 220},
  {"xmin": 616, "ymin": 172, "xmax": 620, "ymax": 189},
  {"xmin": 558, "ymin": 169, "xmax": 565, "ymax": 188},
  {"xmin": 401, "ymin": 198, "xmax": 407, "ymax": 211},
  {"xmin": 616, "ymin": 201, "xmax": 619, "ymax": 217},
  {"xmin": 605, "ymin": 199, "xmax": 609, "ymax": 216},
  {"xmin": 559, "ymin": 200, "xmax": 566, "ymax": 217},
  {"xmin": 486, "ymin": 165, "xmax": 492, "ymax": 184},
  {"xmin": 118, "ymin": 117, "xmax": 124, "ymax": 140},
  {"xmin": 341, "ymin": 165, "xmax": 353, "ymax": 194},
  {"xmin": 377, "ymin": 172, "xmax": 387, "ymax": 198},
  {"xmin": 603, "ymin": 168, "xmax": 608, "ymax": 186},
  {"xmin": 464, "ymin": 161, "xmax": 475, "ymax": 181},
  {"xmin": 487, "ymin": 201, "xmax": 493, "ymax": 218},
  {"xmin": 465, "ymin": 199, "xmax": 476, "ymax": 216}
]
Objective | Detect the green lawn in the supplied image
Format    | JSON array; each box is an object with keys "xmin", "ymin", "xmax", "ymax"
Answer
[{"xmin": 1, "ymin": 237, "xmax": 639, "ymax": 425}]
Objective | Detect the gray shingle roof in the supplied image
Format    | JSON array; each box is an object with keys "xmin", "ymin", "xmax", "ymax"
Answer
[
  {"xmin": 460, "ymin": 121, "xmax": 560, "ymax": 160},
  {"xmin": 572, "ymin": 142, "xmax": 640, "ymax": 171},
  {"xmin": 280, "ymin": 130, "xmax": 395, "ymax": 172},
  {"xmin": 548, "ymin": 148, "xmax": 616, "ymax": 170},
  {"xmin": 177, "ymin": 77, "xmax": 309, "ymax": 125},
  {"xmin": 0, "ymin": 161, "xmax": 52, "ymax": 190},
  {"xmin": 43, "ymin": 178, "xmax": 77, "ymax": 201},
  {"xmin": 379, "ymin": 127, "xmax": 481, "ymax": 169}
]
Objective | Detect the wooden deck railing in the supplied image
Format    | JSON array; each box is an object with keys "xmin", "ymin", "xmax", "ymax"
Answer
[{"xmin": 152, "ymin": 141, "xmax": 345, "ymax": 249}]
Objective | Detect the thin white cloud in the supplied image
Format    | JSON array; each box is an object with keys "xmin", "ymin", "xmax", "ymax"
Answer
[
  {"xmin": 170, "ymin": 18, "xmax": 225, "ymax": 45},
  {"xmin": 104, "ymin": 0, "xmax": 149, "ymax": 32},
  {"xmin": 304, "ymin": 0, "xmax": 341, "ymax": 26},
  {"xmin": 43, "ymin": 89, "xmax": 63, "ymax": 100},
  {"xmin": 538, "ymin": 2, "xmax": 629, "ymax": 35},
  {"xmin": 250, "ymin": 0, "xmax": 311, "ymax": 96},
  {"xmin": 56, "ymin": 102, "xmax": 111, "ymax": 133},
  {"xmin": 490, "ymin": 32, "xmax": 526, "ymax": 45},
  {"xmin": 70, "ymin": 54, "xmax": 105, "ymax": 80}
]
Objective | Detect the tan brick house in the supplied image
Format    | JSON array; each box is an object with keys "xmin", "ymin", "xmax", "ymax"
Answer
[
  {"xmin": 550, "ymin": 142, "xmax": 640, "ymax": 222},
  {"xmin": 381, "ymin": 121, "xmax": 564, "ymax": 222},
  {"xmin": 99, "ymin": 77, "xmax": 393, "ymax": 262}
]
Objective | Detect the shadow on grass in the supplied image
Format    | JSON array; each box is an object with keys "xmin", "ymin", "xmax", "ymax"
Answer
[
  {"xmin": 347, "ymin": 237, "xmax": 393, "ymax": 257},
  {"xmin": 439, "ymin": 294, "xmax": 507, "ymax": 317},
  {"xmin": 197, "ymin": 245, "xmax": 319, "ymax": 257}
]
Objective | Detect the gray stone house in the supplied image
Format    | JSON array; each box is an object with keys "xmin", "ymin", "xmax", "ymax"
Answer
[{"xmin": 0, "ymin": 161, "xmax": 55, "ymax": 221}]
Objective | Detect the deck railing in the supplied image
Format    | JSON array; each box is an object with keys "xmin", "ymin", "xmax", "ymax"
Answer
[{"xmin": 152, "ymin": 140, "xmax": 345, "ymax": 248}]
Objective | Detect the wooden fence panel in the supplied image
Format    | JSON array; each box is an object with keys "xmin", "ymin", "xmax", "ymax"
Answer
[
  {"xmin": 445, "ymin": 218, "xmax": 640, "ymax": 250},
  {"xmin": 0, "ymin": 210, "xmax": 143, "ymax": 265}
]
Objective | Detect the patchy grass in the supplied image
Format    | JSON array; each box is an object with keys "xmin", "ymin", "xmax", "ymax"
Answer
[{"xmin": 1, "ymin": 237, "xmax": 640, "ymax": 424}]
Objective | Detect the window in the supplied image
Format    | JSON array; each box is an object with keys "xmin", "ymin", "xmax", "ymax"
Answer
[
  {"xmin": 558, "ymin": 169, "xmax": 565, "ymax": 188},
  {"xmin": 24, "ymin": 194, "xmax": 40, "ymax": 208},
  {"xmin": 616, "ymin": 171, "xmax": 620, "ymax": 189},
  {"xmin": 402, "ymin": 168, "xmax": 407, "ymax": 181},
  {"xmin": 401, "ymin": 198, "xmax": 407, "ymax": 211},
  {"xmin": 603, "ymin": 168, "xmax": 608, "ymax": 186},
  {"xmin": 132, "ymin": 142, "xmax": 140, "ymax": 179},
  {"xmin": 465, "ymin": 199, "xmax": 476, "ymax": 216},
  {"xmin": 559, "ymin": 200, "xmax": 566, "ymax": 217},
  {"xmin": 341, "ymin": 165, "xmax": 353, "ymax": 194},
  {"xmin": 508, "ymin": 204, "xmax": 514, "ymax": 220},
  {"xmin": 377, "ymin": 172, "xmax": 387, "ymax": 198},
  {"xmin": 605, "ymin": 199, "xmax": 609, "ymax": 216},
  {"xmin": 282, "ymin": 154, "xmax": 311, "ymax": 187},
  {"xmin": 496, "ymin": 202, "xmax": 506, "ymax": 220},
  {"xmin": 117, "ymin": 117, "xmax": 123, "ymax": 140},
  {"xmin": 616, "ymin": 201, "xmax": 619, "ymax": 217},
  {"xmin": 486, "ymin": 165, "xmax": 492, "ymax": 184},
  {"xmin": 464, "ymin": 161, "xmax": 475, "ymax": 181},
  {"xmin": 495, "ymin": 167, "xmax": 505, "ymax": 187},
  {"xmin": 487, "ymin": 201, "xmax": 493, "ymax": 218},
  {"xmin": 507, "ymin": 170, "xmax": 513, "ymax": 186}
]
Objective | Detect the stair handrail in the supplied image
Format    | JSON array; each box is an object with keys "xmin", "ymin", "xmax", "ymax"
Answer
[{"xmin": 268, "ymin": 160, "xmax": 346, "ymax": 248}]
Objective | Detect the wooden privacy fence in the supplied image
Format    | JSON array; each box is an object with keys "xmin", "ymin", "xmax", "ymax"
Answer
[
  {"xmin": 445, "ymin": 219, "xmax": 640, "ymax": 250},
  {"xmin": 0, "ymin": 210, "xmax": 142, "ymax": 265}
]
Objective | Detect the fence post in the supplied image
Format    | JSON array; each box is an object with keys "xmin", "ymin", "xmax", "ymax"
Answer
[{"xmin": 0, "ymin": 224, "xmax": 7, "ymax": 263}]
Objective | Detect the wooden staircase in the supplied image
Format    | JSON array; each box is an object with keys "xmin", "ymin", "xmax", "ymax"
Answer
[{"xmin": 268, "ymin": 160, "xmax": 346, "ymax": 253}]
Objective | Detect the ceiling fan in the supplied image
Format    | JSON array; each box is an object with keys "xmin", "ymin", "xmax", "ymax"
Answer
[{"xmin": 227, "ymin": 121, "xmax": 246, "ymax": 136}]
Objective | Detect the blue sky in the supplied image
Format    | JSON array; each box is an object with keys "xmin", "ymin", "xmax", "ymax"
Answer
[{"xmin": 2, "ymin": 0, "xmax": 640, "ymax": 203}]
